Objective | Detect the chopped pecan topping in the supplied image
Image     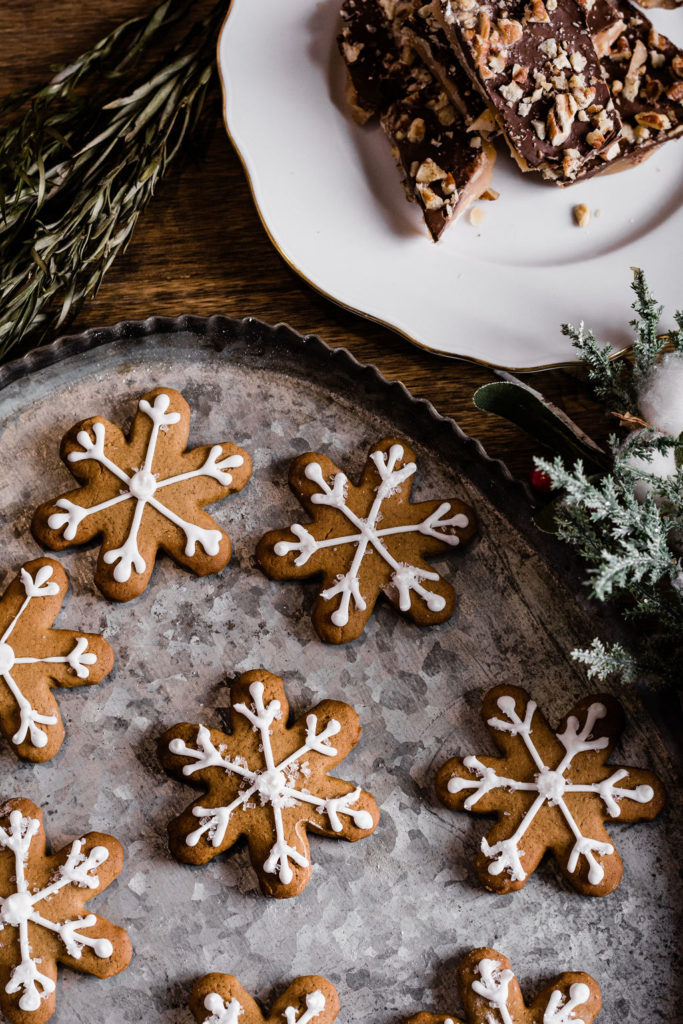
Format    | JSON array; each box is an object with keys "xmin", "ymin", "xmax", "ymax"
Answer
[
  {"xmin": 415, "ymin": 157, "xmax": 448, "ymax": 183},
  {"xmin": 547, "ymin": 92, "xmax": 578, "ymax": 144},
  {"xmin": 623, "ymin": 39, "xmax": 648, "ymax": 101},
  {"xmin": 635, "ymin": 110, "xmax": 672, "ymax": 130},
  {"xmin": 525, "ymin": 0, "xmax": 550, "ymax": 22},
  {"xmin": 500, "ymin": 80, "xmax": 525, "ymax": 105},
  {"xmin": 573, "ymin": 203, "xmax": 590, "ymax": 227},
  {"xmin": 497, "ymin": 18, "xmax": 524, "ymax": 45},
  {"xmin": 593, "ymin": 20, "xmax": 626, "ymax": 58},
  {"xmin": 416, "ymin": 183, "xmax": 445, "ymax": 209}
]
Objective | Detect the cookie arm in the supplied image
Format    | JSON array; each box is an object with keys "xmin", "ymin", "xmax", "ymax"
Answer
[
  {"xmin": 530, "ymin": 972, "xmax": 602, "ymax": 1024},
  {"xmin": 55, "ymin": 917, "xmax": 132, "ymax": 979},
  {"xmin": 0, "ymin": 959, "xmax": 58, "ymax": 1024},
  {"xmin": 190, "ymin": 975, "xmax": 266, "ymax": 1024},
  {"xmin": 268, "ymin": 976, "xmax": 341, "ymax": 1024},
  {"xmin": 25, "ymin": 630, "xmax": 114, "ymax": 689}
]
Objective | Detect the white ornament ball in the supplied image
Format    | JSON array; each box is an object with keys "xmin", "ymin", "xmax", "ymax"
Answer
[{"xmin": 638, "ymin": 352, "xmax": 683, "ymax": 437}]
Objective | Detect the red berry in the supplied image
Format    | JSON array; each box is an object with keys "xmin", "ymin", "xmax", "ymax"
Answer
[{"xmin": 530, "ymin": 468, "xmax": 552, "ymax": 494}]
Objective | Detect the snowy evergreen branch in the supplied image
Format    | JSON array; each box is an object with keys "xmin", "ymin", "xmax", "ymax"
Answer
[
  {"xmin": 560, "ymin": 270, "xmax": 681, "ymax": 415},
  {"xmin": 533, "ymin": 271, "xmax": 683, "ymax": 688}
]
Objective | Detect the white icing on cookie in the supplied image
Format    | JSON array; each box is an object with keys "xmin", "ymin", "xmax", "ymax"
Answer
[
  {"xmin": 47, "ymin": 392, "xmax": 244, "ymax": 583},
  {"xmin": 471, "ymin": 954, "xmax": 592, "ymax": 1024},
  {"xmin": 0, "ymin": 565, "xmax": 98, "ymax": 750},
  {"xmin": 472, "ymin": 958, "xmax": 515, "ymax": 1024},
  {"xmin": 543, "ymin": 983, "xmax": 591, "ymax": 1024},
  {"xmin": 0, "ymin": 809, "xmax": 114, "ymax": 1013},
  {"xmin": 169, "ymin": 681, "xmax": 373, "ymax": 885},
  {"xmin": 284, "ymin": 990, "xmax": 327, "ymax": 1024},
  {"xmin": 203, "ymin": 993, "xmax": 243, "ymax": 1024},
  {"xmin": 448, "ymin": 695, "xmax": 656, "ymax": 885},
  {"xmin": 273, "ymin": 445, "xmax": 468, "ymax": 627}
]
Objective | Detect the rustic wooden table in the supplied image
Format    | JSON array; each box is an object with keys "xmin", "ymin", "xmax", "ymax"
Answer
[{"xmin": 3, "ymin": 0, "xmax": 611, "ymax": 480}]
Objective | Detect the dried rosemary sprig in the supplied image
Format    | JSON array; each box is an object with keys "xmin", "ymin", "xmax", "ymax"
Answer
[{"xmin": 0, "ymin": 0, "xmax": 225, "ymax": 360}]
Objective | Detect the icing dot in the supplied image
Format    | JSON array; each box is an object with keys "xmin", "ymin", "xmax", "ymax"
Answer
[
  {"xmin": 569, "ymin": 982, "xmax": 590, "ymax": 1005},
  {"xmin": 19, "ymin": 989, "xmax": 42, "ymax": 1012},
  {"xmin": 255, "ymin": 768, "xmax": 287, "ymax": 802},
  {"xmin": 0, "ymin": 642, "xmax": 15, "ymax": 674},
  {"xmin": 353, "ymin": 809, "xmax": 374, "ymax": 830},
  {"xmin": 128, "ymin": 469, "xmax": 157, "ymax": 500},
  {"xmin": 306, "ymin": 991, "xmax": 326, "ymax": 1013},
  {"xmin": 1, "ymin": 891, "xmax": 33, "ymax": 927},
  {"xmin": 535, "ymin": 769, "xmax": 567, "ymax": 804},
  {"xmin": 93, "ymin": 938, "xmax": 114, "ymax": 958}
]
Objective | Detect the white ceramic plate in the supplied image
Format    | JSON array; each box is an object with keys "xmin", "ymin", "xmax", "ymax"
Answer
[{"xmin": 218, "ymin": 0, "xmax": 683, "ymax": 369}]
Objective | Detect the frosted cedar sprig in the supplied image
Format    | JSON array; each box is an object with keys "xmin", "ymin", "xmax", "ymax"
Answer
[
  {"xmin": 0, "ymin": 0, "xmax": 225, "ymax": 360},
  {"xmin": 559, "ymin": 269, "xmax": 683, "ymax": 415},
  {"xmin": 534, "ymin": 308, "xmax": 683, "ymax": 688},
  {"xmin": 524, "ymin": 272, "xmax": 683, "ymax": 688}
]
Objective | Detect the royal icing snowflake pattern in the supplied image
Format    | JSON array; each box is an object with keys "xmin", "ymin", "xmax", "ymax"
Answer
[
  {"xmin": 404, "ymin": 947, "xmax": 601, "ymax": 1024},
  {"xmin": 161, "ymin": 669, "xmax": 379, "ymax": 898},
  {"xmin": 437, "ymin": 686, "xmax": 665, "ymax": 896},
  {"xmin": 0, "ymin": 799, "xmax": 131, "ymax": 1024},
  {"xmin": 257, "ymin": 438, "xmax": 476, "ymax": 642},
  {"xmin": 0, "ymin": 559, "xmax": 113, "ymax": 762},
  {"xmin": 190, "ymin": 974, "xmax": 340, "ymax": 1024},
  {"xmin": 32, "ymin": 387, "xmax": 252, "ymax": 601}
]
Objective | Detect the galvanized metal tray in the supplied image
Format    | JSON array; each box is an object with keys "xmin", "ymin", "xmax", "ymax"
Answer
[{"xmin": 0, "ymin": 318, "xmax": 679, "ymax": 1023}]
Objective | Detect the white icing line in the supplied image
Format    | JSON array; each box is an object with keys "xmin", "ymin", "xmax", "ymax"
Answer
[
  {"xmin": 47, "ymin": 392, "xmax": 235, "ymax": 583},
  {"xmin": 170, "ymin": 680, "xmax": 373, "ymax": 885},
  {"xmin": 450, "ymin": 694, "xmax": 657, "ymax": 885},
  {"xmin": 274, "ymin": 445, "xmax": 469, "ymax": 627},
  {"xmin": 203, "ymin": 993, "xmax": 243, "ymax": 1024},
  {"xmin": 472, "ymin": 958, "xmax": 515, "ymax": 1024},
  {"xmin": 0, "ymin": 566, "xmax": 98, "ymax": 750},
  {"xmin": 0, "ymin": 810, "xmax": 113, "ymax": 1012},
  {"xmin": 284, "ymin": 990, "xmax": 327, "ymax": 1024},
  {"xmin": 543, "ymin": 983, "xmax": 591, "ymax": 1024}
]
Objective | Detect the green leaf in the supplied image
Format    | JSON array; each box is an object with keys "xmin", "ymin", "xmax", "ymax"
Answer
[{"xmin": 473, "ymin": 380, "xmax": 610, "ymax": 476}]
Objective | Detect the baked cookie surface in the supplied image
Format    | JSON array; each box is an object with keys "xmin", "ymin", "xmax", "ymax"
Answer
[
  {"xmin": 0, "ymin": 559, "xmax": 113, "ymax": 762},
  {"xmin": 190, "ymin": 974, "xmax": 340, "ymax": 1024},
  {"xmin": 257, "ymin": 438, "xmax": 477, "ymax": 643},
  {"xmin": 32, "ymin": 387, "xmax": 252, "ymax": 601},
  {"xmin": 405, "ymin": 947, "xmax": 601, "ymax": 1024},
  {"xmin": 159, "ymin": 668, "xmax": 379, "ymax": 898},
  {"xmin": 0, "ymin": 798, "xmax": 132, "ymax": 1024},
  {"xmin": 437, "ymin": 685, "xmax": 665, "ymax": 896}
]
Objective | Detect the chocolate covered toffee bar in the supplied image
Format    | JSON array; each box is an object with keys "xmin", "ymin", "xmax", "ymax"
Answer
[
  {"xmin": 435, "ymin": 0, "xmax": 622, "ymax": 181},
  {"xmin": 380, "ymin": 62, "xmax": 496, "ymax": 239},
  {"xmin": 580, "ymin": 0, "xmax": 682, "ymax": 174},
  {"xmin": 338, "ymin": 0, "xmax": 404, "ymax": 122},
  {"xmin": 339, "ymin": 0, "xmax": 495, "ymax": 239},
  {"xmin": 401, "ymin": 2, "xmax": 493, "ymax": 129}
]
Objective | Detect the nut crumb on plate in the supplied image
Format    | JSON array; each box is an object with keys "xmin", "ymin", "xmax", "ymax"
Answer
[{"xmin": 573, "ymin": 202, "xmax": 591, "ymax": 226}]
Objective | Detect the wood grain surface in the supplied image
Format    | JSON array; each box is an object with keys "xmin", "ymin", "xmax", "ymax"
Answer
[{"xmin": 2, "ymin": 0, "xmax": 614, "ymax": 479}]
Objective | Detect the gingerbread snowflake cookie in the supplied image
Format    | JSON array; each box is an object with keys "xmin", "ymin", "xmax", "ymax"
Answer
[
  {"xmin": 32, "ymin": 387, "xmax": 252, "ymax": 602},
  {"xmin": 190, "ymin": 973, "xmax": 340, "ymax": 1024},
  {"xmin": 0, "ymin": 798, "xmax": 132, "ymax": 1024},
  {"xmin": 159, "ymin": 668, "xmax": 379, "ymax": 898},
  {"xmin": 437, "ymin": 685, "xmax": 665, "ymax": 896},
  {"xmin": 0, "ymin": 558, "xmax": 113, "ymax": 762},
  {"xmin": 406, "ymin": 947, "xmax": 601, "ymax": 1024},
  {"xmin": 257, "ymin": 438, "xmax": 477, "ymax": 643}
]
